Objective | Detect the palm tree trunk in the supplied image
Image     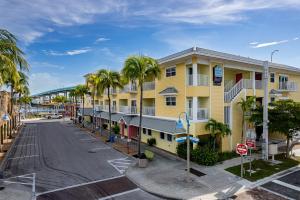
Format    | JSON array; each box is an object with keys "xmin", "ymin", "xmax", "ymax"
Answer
[
  {"xmin": 75, "ymin": 97, "xmax": 78, "ymax": 122},
  {"xmin": 108, "ymin": 88, "xmax": 112, "ymax": 140},
  {"xmin": 82, "ymin": 95, "xmax": 85, "ymax": 127},
  {"xmin": 138, "ymin": 84, "xmax": 143, "ymax": 157},
  {"xmin": 286, "ymin": 136, "xmax": 290, "ymax": 158},
  {"xmin": 18, "ymin": 93, "xmax": 21, "ymax": 126},
  {"xmin": 92, "ymin": 92, "xmax": 95, "ymax": 132},
  {"xmin": 241, "ymin": 112, "xmax": 245, "ymax": 143}
]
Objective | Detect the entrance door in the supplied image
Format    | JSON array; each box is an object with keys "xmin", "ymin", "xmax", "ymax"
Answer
[
  {"xmin": 131, "ymin": 100, "xmax": 137, "ymax": 113},
  {"xmin": 255, "ymin": 72, "xmax": 262, "ymax": 80},
  {"xmin": 235, "ymin": 73, "xmax": 243, "ymax": 83},
  {"xmin": 188, "ymin": 67, "xmax": 193, "ymax": 85},
  {"xmin": 187, "ymin": 99, "xmax": 193, "ymax": 119},
  {"xmin": 279, "ymin": 75, "xmax": 288, "ymax": 89}
]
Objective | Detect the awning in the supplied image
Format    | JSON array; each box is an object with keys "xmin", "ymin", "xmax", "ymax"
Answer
[{"xmin": 159, "ymin": 87, "xmax": 178, "ymax": 96}]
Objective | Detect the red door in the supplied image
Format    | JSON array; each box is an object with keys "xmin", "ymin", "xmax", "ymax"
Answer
[
  {"xmin": 255, "ymin": 72, "xmax": 262, "ymax": 80},
  {"xmin": 236, "ymin": 73, "xmax": 243, "ymax": 83}
]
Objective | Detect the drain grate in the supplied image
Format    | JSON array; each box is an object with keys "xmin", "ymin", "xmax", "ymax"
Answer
[{"xmin": 185, "ymin": 168, "xmax": 206, "ymax": 177}]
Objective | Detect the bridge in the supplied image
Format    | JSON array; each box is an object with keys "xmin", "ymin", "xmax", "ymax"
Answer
[{"xmin": 31, "ymin": 86, "xmax": 76, "ymax": 104}]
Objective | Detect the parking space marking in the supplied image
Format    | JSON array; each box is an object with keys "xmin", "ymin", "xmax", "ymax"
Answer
[
  {"xmin": 108, "ymin": 157, "xmax": 133, "ymax": 174},
  {"xmin": 8, "ymin": 155, "xmax": 39, "ymax": 160},
  {"xmin": 272, "ymin": 180, "xmax": 300, "ymax": 192},
  {"xmin": 259, "ymin": 186, "xmax": 294, "ymax": 200},
  {"xmin": 92, "ymin": 147, "xmax": 111, "ymax": 150},
  {"xmin": 98, "ymin": 188, "xmax": 140, "ymax": 200},
  {"xmin": 80, "ymin": 138, "xmax": 96, "ymax": 141}
]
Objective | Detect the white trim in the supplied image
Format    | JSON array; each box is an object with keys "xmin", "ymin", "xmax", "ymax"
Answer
[
  {"xmin": 272, "ymin": 180, "xmax": 300, "ymax": 192},
  {"xmin": 259, "ymin": 187, "xmax": 294, "ymax": 200},
  {"xmin": 165, "ymin": 66, "xmax": 176, "ymax": 77},
  {"xmin": 98, "ymin": 188, "xmax": 141, "ymax": 200},
  {"xmin": 159, "ymin": 93, "xmax": 178, "ymax": 96},
  {"xmin": 8, "ymin": 155, "xmax": 39, "ymax": 160}
]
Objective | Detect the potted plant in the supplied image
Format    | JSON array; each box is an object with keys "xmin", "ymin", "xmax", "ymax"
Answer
[
  {"xmin": 138, "ymin": 153, "xmax": 148, "ymax": 168},
  {"xmin": 113, "ymin": 124, "xmax": 120, "ymax": 138}
]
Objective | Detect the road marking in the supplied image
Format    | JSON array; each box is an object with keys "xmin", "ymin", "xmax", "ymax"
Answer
[
  {"xmin": 108, "ymin": 157, "xmax": 133, "ymax": 174},
  {"xmin": 37, "ymin": 175, "xmax": 125, "ymax": 196},
  {"xmin": 15, "ymin": 144, "xmax": 35, "ymax": 147},
  {"xmin": 259, "ymin": 186, "xmax": 295, "ymax": 200},
  {"xmin": 19, "ymin": 136, "xmax": 35, "ymax": 138},
  {"xmin": 80, "ymin": 138, "xmax": 96, "ymax": 141},
  {"xmin": 8, "ymin": 155, "xmax": 39, "ymax": 160},
  {"xmin": 98, "ymin": 188, "xmax": 140, "ymax": 200},
  {"xmin": 272, "ymin": 180, "xmax": 300, "ymax": 192},
  {"xmin": 92, "ymin": 147, "xmax": 111, "ymax": 150}
]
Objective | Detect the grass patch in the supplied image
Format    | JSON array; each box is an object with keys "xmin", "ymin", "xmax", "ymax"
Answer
[{"xmin": 225, "ymin": 154, "xmax": 299, "ymax": 182}]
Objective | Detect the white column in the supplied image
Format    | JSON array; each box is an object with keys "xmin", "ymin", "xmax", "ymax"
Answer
[
  {"xmin": 252, "ymin": 71, "xmax": 256, "ymax": 95},
  {"xmin": 192, "ymin": 97, "xmax": 198, "ymax": 121},
  {"xmin": 193, "ymin": 63, "xmax": 198, "ymax": 86}
]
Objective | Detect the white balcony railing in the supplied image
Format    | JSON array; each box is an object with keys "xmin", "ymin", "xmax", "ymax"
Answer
[
  {"xmin": 187, "ymin": 75, "xmax": 193, "ymax": 86},
  {"xmin": 187, "ymin": 74, "xmax": 209, "ymax": 86},
  {"xmin": 197, "ymin": 108, "xmax": 208, "ymax": 120},
  {"xmin": 187, "ymin": 108, "xmax": 193, "ymax": 120},
  {"xmin": 278, "ymin": 82, "xmax": 298, "ymax": 91},
  {"xmin": 143, "ymin": 81, "xmax": 155, "ymax": 91},
  {"xmin": 119, "ymin": 106, "xmax": 137, "ymax": 114},
  {"xmin": 255, "ymin": 80, "xmax": 263, "ymax": 89},
  {"xmin": 143, "ymin": 106, "xmax": 155, "ymax": 116},
  {"xmin": 120, "ymin": 84, "xmax": 137, "ymax": 93}
]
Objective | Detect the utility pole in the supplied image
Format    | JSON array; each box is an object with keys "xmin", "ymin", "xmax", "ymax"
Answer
[
  {"xmin": 262, "ymin": 61, "xmax": 269, "ymax": 160},
  {"xmin": 271, "ymin": 50, "xmax": 279, "ymax": 62}
]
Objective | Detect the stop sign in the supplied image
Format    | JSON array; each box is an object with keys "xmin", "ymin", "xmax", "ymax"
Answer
[
  {"xmin": 236, "ymin": 144, "xmax": 248, "ymax": 156},
  {"xmin": 246, "ymin": 139, "xmax": 256, "ymax": 149}
]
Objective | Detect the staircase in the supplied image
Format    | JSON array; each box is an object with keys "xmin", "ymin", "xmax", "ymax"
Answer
[{"xmin": 224, "ymin": 79, "xmax": 252, "ymax": 102}]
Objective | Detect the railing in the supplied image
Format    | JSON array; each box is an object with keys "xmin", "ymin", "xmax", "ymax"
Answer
[
  {"xmin": 143, "ymin": 106, "xmax": 155, "ymax": 116},
  {"xmin": 119, "ymin": 106, "xmax": 137, "ymax": 114},
  {"xmin": 111, "ymin": 88, "xmax": 117, "ymax": 94},
  {"xmin": 143, "ymin": 81, "xmax": 155, "ymax": 90},
  {"xmin": 187, "ymin": 108, "xmax": 193, "ymax": 120},
  {"xmin": 243, "ymin": 79, "xmax": 252, "ymax": 89},
  {"xmin": 197, "ymin": 108, "xmax": 208, "ymax": 120},
  {"xmin": 224, "ymin": 80, "xmax": 234, "ymax": 92},
  {"xmin": 278, "ymin": 82, "xmax": 298, "ymax": 91},
  {"xmin": 224, "ymin": 79, "xmax": 244, "ymax": 102},
  {"xmin": 255, "ymin": 80, "xmax": 263, "ymax": 89},
  {"xmin": 197, "ymin": 74, "xmax": 209, "ymax": 86},
  {"xmin": 120, "ymin": 84, "xmax": 137, "ymax": 93},
  {"xmin": 119, "ymin": 105, "xmax": 129, "ymax": 113},
  {"xmin": 187, "ymin": 75, "xmax": 193, "ymax": 86}
]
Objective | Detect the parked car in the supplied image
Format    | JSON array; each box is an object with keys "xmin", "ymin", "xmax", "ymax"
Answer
[{"xmin": 46, "ymin": 113, "xmax": 63, "ymax": 119}]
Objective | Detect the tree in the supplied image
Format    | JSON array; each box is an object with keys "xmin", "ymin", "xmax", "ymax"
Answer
[
  {"xmin": 96, "ymin": 69, "xmax": 122, "ymax": 140},
  {"xmin": 268, "ymin": 100, "xmax": 300, "ymax": 157},
  {"xmin": 237, "ymin": 96, "xmax": 256, "ymax": 143},
  {"xmin": 86, "ymin": 74, "xmax": 100, "ymax": 131},
  {"xmin": 205, "ymin": 118, "xmax": 231, "ymax": 151},
  {"xmin": 122, "ymin": 55, "xmax": 161, "ymax": 157},
  {"xmin": 18, "ymin": 96, "xmax": 32, "ymax": 118},
  {"xmin": 75, "ymin": 85, "xmax": 89, "ymax": 127},
  {"xmin": 69, "ymin": 89, "xmax": 78, "ymax": 121}
]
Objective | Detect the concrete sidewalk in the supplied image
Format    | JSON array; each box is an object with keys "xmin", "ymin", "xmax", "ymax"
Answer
[{"xmin": 126, "ymin": 148, "xmax": 255, "ymax": 200}]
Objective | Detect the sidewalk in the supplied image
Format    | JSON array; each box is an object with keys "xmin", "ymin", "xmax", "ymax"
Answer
[{"xmin": 126, "ymin": 147, "xmax": 257, "ymax": 200}]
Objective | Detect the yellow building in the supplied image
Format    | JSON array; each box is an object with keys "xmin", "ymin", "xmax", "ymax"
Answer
[{"xmin": 85, "ymin": 47, "xmax": 300, "ymax": 154}]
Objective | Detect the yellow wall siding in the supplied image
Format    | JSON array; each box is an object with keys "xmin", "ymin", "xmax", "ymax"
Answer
[
  {"xmin": 141, "ymin": 131, "xmax": 177, "ymax": 153},
  {"xmin": 186, "ymin": 86, "xmax": 209, "ymax": 97}
]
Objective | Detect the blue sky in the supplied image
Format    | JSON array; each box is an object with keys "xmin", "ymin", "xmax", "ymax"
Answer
[{"xmin": 1, "ymin": 0, "xmax": 300, "ymax": 94}]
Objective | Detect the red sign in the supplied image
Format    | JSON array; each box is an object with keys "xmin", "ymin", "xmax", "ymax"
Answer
[
  {"xmin": 236, "ymin": 144, "xmax": 248, "ymax": 156},
  {"xmin": 246, "ymin": 139, "xmax": 256, "ymax": 149}
]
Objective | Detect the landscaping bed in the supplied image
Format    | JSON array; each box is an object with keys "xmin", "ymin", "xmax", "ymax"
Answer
[{"xmin": 225, "ymin": 154, "xmax": 299, "ymax": 181}]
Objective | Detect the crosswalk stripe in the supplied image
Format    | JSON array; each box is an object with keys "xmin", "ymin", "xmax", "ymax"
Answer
[
  {"xmin": 98, "ymin": 188, "xmax": 140, "ymax": 200},
  {"xmin": 272, "ymin": 180, "xmax": 300, "ymax": 192}
]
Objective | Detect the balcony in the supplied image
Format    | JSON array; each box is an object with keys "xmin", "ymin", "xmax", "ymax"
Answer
[
  {"xmin": 187, "ymin": 108, "xmax": 193, "ymax": 120},
  {"xmin": 120, "ymin": 84, "xmax": 137, "ymax": 93},
  {"xmin": 197, "ymin": 108, "xmax": 208, "ymax": 120},
  {"xmin": 187, "ymin": 74, "xmax": 209, "ymax": 86},
  {"xmin": 143, "ymin": 81, "xmax": 155, "ymax": 91},
  {"xmin": 278, "ymin": 82, "xmax": 298, "ymax": 91},
  {"xmin": 142, "ymin": 106, "xmax": 155, "ymax": 116},
  {"xmin": 119, "ymin": 106, "xmax": 137, "ymax": 114},
  {"xmin": 101, "ymin": 105, "xmax": 117, "ymax": 113}
]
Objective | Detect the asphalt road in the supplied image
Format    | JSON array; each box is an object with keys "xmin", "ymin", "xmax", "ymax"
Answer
[{"xmin": 1, "ymin": 120, "xmax": 161, "ymax": 200}]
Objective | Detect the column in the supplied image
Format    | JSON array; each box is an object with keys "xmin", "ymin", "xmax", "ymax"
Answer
[
  {"xmin": 192, "ymin": 97, "xmax": 198, "ymax": 121},
  {"xmin": 262, "ymin": 61, "xmax": 269, "ymax": 160},
  {"xmin": 193, "ymin": 63, "xmax": 198, "ymax": 86},
  {"xmin": 251, "ymin": 71, "xmax": 256, "ymax": 95}
]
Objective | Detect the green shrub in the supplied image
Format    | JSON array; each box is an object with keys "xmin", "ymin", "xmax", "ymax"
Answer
[
  {"xmin": 145, "ymin": 150, "xmax": 154, "ymax": 161},
  {"xmin": 176, "ymin": 142, "xmax": 192, "ymax": 159},
  {"xmin": 113, "ymin": 125, "xmax": 120, "ymax": 135},
  {"xmin": 218, "ymin": 151, "xmax": 238, "ymax": 162},
  {"xmin": 102, "ymin": 124, "xmax": 108, "ymax": 130},
  {"xmin": 147, "ymin": 138, "xmax": 156, "ymax": 146},
  {"xmin": 191, "ymin": 146, "xmax": 219, "ymax": 166}
]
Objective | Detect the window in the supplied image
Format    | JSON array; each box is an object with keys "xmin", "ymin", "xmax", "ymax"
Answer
[
  {"xmin": 271, "ymin": 97, "xmax": 275, "ymax": 102},
  {"xmin": 166, "ymin": 67, "xmax": 176, "ymax": 77},
  {"xmin": 147, "ymin": 129, "xmax": 152, "ymax": 136},
  {"xmin": 160, "ymin": 132, "xmax": 165, "ymax": 139},
  {"xmin": 166, "ymin": 96, "xmax": 176, "ymax": 106},
  {"xmin": 167, "ymin": 134, "xmax": 172, "ymax": 142},
  {"xmin": 125, "ymin": 125, "xmax": 127, "ymax": 129},
  {"xmin": 270, "ymin": 73, "xmax": 275, "ymax": 83},
  {"xmin": 143, "ymin": 128, "xmax": 146, "ymax": 134}
]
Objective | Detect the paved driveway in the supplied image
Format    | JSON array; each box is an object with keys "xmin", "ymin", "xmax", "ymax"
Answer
[{"xmin": 1, "ymin": 120, "xmax": 160, "ymax": 200}]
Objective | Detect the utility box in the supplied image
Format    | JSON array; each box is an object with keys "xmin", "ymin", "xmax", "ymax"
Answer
[{"xmin": 269, "ymin": 143, "xmax": 278, "ymax": 155}]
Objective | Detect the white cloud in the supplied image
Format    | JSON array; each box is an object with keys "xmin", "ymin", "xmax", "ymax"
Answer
[
  {"xmin": 29, "ymin": 72, "xmax": 82, "ymax": 94},
  {"xmin": 249, "ymin": 42, "xmax": 258, "ymax": 45},
  {"xmin": 251, "ymin": 40, "xmax": 289, "ymax": 48},
  {"xmin": 95, "ymin": 37, "xmax": 110, "ymax": 43},
  {"xmin": 293, "ymin": 37, "xmax": 299, "ymax": 40},
  {"xmin": 44, "ymin": 47, "xmax": 92, "ymax": 56},
  {"xmin": 31, "ymin": 61, "xmax": 65, "ymax": 70}
]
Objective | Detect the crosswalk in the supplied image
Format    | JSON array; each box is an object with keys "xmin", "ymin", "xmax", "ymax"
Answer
[{"xmin": 107, "ymin": 157, "xmax": 133, "ymax": 174}]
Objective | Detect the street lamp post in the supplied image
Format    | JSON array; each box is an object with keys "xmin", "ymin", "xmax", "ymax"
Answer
[
  {"xmin": 176, "ymin": 112, "xmax": 191, "ymax": 181},
  {"xmin": 263, "ymin": 61, "xmax": 269, "ymax": 160},
  {"xmin": 271, "ymin": 50, "xmax": 279, "ymax": 62}
]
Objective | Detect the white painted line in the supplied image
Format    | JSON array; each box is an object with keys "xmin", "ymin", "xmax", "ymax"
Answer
[
  {"xmin": 8, "ymin": 155, "xmax": 39, "ymax": 160},
  {"xmin": 110, "ymin": 161, "xmax": 132, "ymax": 165},
  {"xmin": 259, "ymin": 186, "xmax": 295, "ymax": 200},
  {"xmin": 15, "ymin": 144, "xmax": 35, "ymax": 147},
  {"xmin": 92, "ymin": 147, "xmax": 111, "ymax": 150},
  {"xmin": 98, "ymin": 188, "xmax": 140, "ymax": 200},
  {"xmin": 19, "ymin": 136, "xmax": 35, "ymax": 138},
  {"xmin": 272, "ymin": 180, "xmax": 300, "ymax": 192},
  {"xmin": 37, "ymin": 175, "xmax": 125, "ymax": 196},
  {"xmin": 80, "ymin": 138, "xmax": 96, "ymax": 141}
]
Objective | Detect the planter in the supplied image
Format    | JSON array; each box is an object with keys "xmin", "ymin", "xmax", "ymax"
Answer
[{"xmin": 138, "ymin": 158, "xmax": 148, "ymax": 168}]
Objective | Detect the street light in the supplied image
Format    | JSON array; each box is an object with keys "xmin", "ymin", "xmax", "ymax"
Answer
[
  {"xmin": 2, "ymin": 114, "xmax": 10, "ymax": 121},
  {"xmin": 176, "ymin": 112, "xmax": 191, "ymax": 181},
  {"xmin": 271, "ymin": 50, "xmax": 279, "ymax": 62}
]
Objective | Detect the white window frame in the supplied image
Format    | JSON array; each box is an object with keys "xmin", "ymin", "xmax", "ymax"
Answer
[
  {"xmin": 165, "ymin": 96, "xmax": 176, "ymax": 106},
  {"xmin": 166, "ymin": 66, "xmax": 176, "ymax": 77},
  {"xmin": 270, "ymin": 72, "xmax": 275, "ymax": 83},
  {"xmin": 167, "ymin": 134, "xmax": 172, "ymax": 142}
]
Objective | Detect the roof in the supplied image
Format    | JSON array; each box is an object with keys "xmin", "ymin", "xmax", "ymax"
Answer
[
  {"xmin": 159, "ymin": 87, "xmax": 178, "ymax": 95},
  {"xmin": 80, "ymin": 110, "xmax": 186, "ymax": 134},
  {"xmin": 32, "ymin": 86, "xmax": 76, "ymax": 97},
  {"xmin": 158, "ymin": 47, "xmax": 300, "ymax": 73}
]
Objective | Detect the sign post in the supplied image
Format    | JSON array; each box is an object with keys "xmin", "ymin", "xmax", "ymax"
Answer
[
  {"xmin": 236, "ymin": 144, "xmax": 248, "ymax": 178},
  {"xmin": 246, "ymin": 139, "xmax": 256, "ymax": 176}
]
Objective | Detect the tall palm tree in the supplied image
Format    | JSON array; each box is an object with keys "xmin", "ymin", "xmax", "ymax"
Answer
[
  {"xmin": 96, "ymin": 69, "xmax": 123, "ymax": 140},
  {"xmin": 122, "ymin": 55, "xmax": 161, "ymax": 157},
  {"xmin": 69, "ymin": 89, "xmax": 78, "ymax": 121},
  {"xmin": 205, "ymin": 118, "xmax": 231, "ymax": 151},
  {"xmin": 75, "ymin": 84, "xmax": 89, "ymax": 127},
  {"xmin": 86, "ymin": 74, "xmax": 100, "ymax": 131},
  {"xmin": 237, "ymin": 96, "xmax": 256, "ymax": 143}
]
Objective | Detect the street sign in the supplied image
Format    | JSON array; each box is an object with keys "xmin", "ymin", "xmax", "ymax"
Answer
[
  {"xmin": 190, "ymin": 137, "xmax": 199, "ymax": 144},
  {"xmin": 236, "ymin": 144, "xmax": 248, "ymax": 156},
  {"xmin": 246, "ymin": 139, "xmax": 256, "ymax": 149},
  {"xmin": 175, "ymin": 136, "xmax": 199, "ymax": 144}
]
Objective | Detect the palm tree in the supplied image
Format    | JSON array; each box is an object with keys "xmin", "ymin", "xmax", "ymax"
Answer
[
  {"xmin": 19, "ymin": 95, "xmax": 32, "ymax": 119},
  {"xmin": 122, "ymin": 55, "xmax": 161, "ymax": 157},
  {"xmin": 86, "ymin": 74, "xmax": 100, "ymax": 131},
  {"xmin": 96, "ymin": 69, "xmax": 123, "ymax": 140},
  {"xmin": 75, "ymin": 84, "xmax": 89, "ymax": 127},
  {"xmin": 69, "ymin": 89, "xmax": 78, "ymax": 121},
  {"xmin": 205, "ymin": 118, "xmax": 231, "ymax": 151},
  {"xmin": 237, "ymin": 96, "xmax": 256, "ymax": 143}
]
